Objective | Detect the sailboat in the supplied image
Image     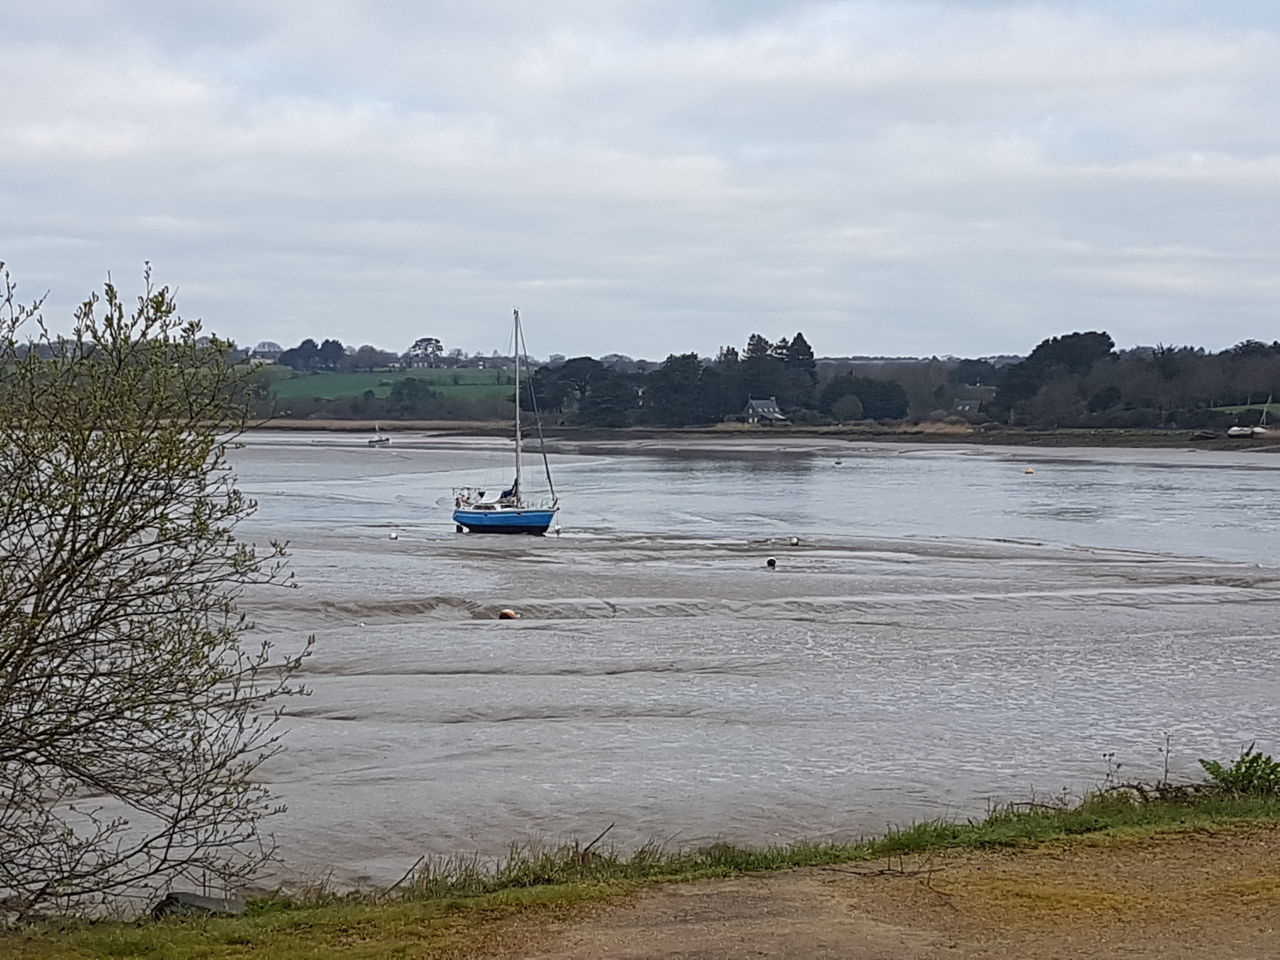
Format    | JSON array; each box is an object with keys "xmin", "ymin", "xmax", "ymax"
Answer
[
  {"xmin": 1227, "ymin": 395, "xmax": 1273, "ymax": 438},
  {"xmin": 452, "ymin": 309, "xmax": 559, "ymax": 534},
  {"xmin": 368, "ymin": 424, "xmax": 391, "ymax": 447}
]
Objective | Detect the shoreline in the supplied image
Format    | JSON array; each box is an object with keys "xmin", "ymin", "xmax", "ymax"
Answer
[
  {"xmin": 248, "ymin": 418, "xmax": 1280, "ymax": 452},
  {"xmin": 9, "ymin": 788, "xmax": 1280, "ymax": 958}
]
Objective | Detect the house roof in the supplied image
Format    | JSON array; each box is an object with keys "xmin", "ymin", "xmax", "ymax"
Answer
[{"xmin": 744, "ymin": 397, "xmax": 787, "ymax": 420}]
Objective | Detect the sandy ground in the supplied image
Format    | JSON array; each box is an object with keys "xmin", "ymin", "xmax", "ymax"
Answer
[{"xmin": 507, "ymin": 827, "xmax": 1280, "ymax": 959}]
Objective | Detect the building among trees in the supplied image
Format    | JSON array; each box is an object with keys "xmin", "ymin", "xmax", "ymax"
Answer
[{"xmin": 738, "ymin": 397, "xmax": 789, "ymax": 424}]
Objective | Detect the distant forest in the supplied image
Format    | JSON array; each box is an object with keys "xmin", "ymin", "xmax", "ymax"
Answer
[{"xmin": 249, "ymin": 330, "xmax": 1280, "ymax": 430}]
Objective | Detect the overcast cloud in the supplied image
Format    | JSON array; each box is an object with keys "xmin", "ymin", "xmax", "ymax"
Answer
[{"xmin": 4, "ymin": 1, "xmax": 1278, "ymax": 359}]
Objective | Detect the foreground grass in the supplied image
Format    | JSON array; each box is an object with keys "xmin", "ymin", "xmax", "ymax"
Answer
[{"xmin": 8, "ymin": 793, "xmax": 1280, "ymax": 960}]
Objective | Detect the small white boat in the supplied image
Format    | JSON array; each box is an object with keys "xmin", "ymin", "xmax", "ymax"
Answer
[
  {"xmin": 368, "ymin": 425, "xmax": 390, "ymax": 447},
  {"xmin": 1229, "ymin": 396, "xmax": 1272, "ymax": 438}
]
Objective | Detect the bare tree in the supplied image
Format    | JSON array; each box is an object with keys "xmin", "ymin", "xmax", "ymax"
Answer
[{"xmin": 0, "ymin": 263, "xmax": 310, "ymax": 917}]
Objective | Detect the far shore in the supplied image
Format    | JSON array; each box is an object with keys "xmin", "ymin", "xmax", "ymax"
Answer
[{"xmin": 249, "ymin": 417, "xmax": 1280, "ymax": 452}]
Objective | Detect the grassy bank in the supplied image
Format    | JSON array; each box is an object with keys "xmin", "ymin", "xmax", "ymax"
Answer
[{"xmin": 8, "ymin": 791, "xmax": 1280, "ymax": 960}]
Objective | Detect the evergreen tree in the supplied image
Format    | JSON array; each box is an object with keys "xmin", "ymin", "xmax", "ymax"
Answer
[
  {"xmin": 744, "ymin": 333, "xmax": 772, "ymax": 360},
  {"xmin": 578, "ymin": 371, "xmax": 637, "ymax": 426},
  {"xmin": 644, "ymin": 353, "xmax": 707, "ymax": 426},
  {"xmin": 786, "ymin": 332, "xmax": 817, "ymax": 380}
]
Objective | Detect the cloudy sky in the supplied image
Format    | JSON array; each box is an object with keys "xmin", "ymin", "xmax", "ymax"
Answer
[{"xmin": 4, "ymin": 1, "xmax": 1278, "ymax": 360}]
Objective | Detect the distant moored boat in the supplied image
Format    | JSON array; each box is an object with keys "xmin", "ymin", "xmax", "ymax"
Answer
[{"xmin": 1228, "ymin": 395, "xmax": 1272, "ymax": 438}]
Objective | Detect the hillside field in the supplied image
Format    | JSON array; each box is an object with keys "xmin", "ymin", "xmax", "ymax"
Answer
[{"xmin": 267, "ymin": 368, "xmax": 513, "ymax": 402}]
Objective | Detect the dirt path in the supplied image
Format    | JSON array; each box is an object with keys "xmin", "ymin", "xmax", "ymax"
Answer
[{"xmin": 512, "ymin": 826, "xmax": 1280, "ymax": 959}]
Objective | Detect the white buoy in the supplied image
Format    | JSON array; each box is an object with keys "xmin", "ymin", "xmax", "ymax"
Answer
[
  {"xmin": 766, "ymin": 557, "xmax": 777, "ymax": 569},
  {"xmin": 389, "ymin": 531, "xmax": 399, "ymax": 540},
  {"xmin": 789, "ymin": 537, "xmax": 800, "ymax": 547},
  {"xmin": 1024, "ymin": 467, "xmax": 1035, "ymax": 475}
]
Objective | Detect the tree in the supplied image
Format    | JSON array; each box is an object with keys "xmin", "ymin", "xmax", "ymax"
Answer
[
  {"xmin": 819, "ymin": 374, "xmax": 909, "ymax": 420},
  {"xmin": 715, "ymin": 345, "xmax": 739, "ymax": 365},
  {"xmin": 277, "ymin": 337, "xmax": 318, "ymax": 371},
  {"xmin": 785, "ymin": 332, "xmax": 817, "ymax": 381},
  {"xmin": 524, "ymin": 364, "xmax": 572, "ymax": 414},
  {"xmin": 950, "ymin": 359, "xmax": 996, "ymax": 386},
  {"xmin": 557, "ymin": 356, "xmax": 605, "ymax": 405},
  {"xmin": 316, "ymin": 338, "xmax": 345, "ymax": 371},
  {"xmin": 830, "ymin": 393, "xmax": 864, "ymax": 421},
  {"xmin": 643, "ymin": 353, "xmax": 707, "ymax": 426},
  {"xmin": 0, "ymin": 264, "xmax": 309, "ymax": 917},
  {"xmin": 996, "ymin": 331, "xmax": 1115, "ymax": 411},
  {"xmin": 744, "ymin": 333, "xmax": 772, "ymax": 360},
  {"xmin": 388, "ymin": 376, "xmax": 439, "ymax": 417},
  {"xmin": 577, "ymin": 371, "xmax": 637, "ymax": 426},
  {"xmin": 742, "ymin": 333, "xmax": 786, "ymax": 402},
  {"xmin": 349, "ymin": 344, "xmax": 398, "ymax": 372},
  {"xmin": 408, "ymin": 337, "xmax": 443, "ymax": 365}
]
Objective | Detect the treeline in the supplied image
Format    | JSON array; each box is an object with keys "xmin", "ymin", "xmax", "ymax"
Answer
[
  {"xmin": 519, "ymin": 330, "xmax": 1280, "ymax": 430},
  {"xmin": 989, "ymin": 333, "xmax": 1280, "ymax": 428},
  {"xmin": 526, "ymin": 332, "xmax": 840, "ymax": 426},
  {"xmin": 267, "ymin": 334, "xmax": 528, "ymax": 374},
  {"xmin": 273, "ymin": 337, "xmax": 426, "ymax": 372},
  {"xmin": 250, "ymin": 328, "xmax": 1280, "ymax": 430}
]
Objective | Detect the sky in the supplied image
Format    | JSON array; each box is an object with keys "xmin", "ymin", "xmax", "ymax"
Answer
[{"xmin": 4, "ymin": 1, "xmax": 1278, "ymax": 360}]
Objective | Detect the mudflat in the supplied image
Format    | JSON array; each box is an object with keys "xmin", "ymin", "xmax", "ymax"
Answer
[{"xmin": 512, "ymin": 826, "xmax": 1279, "ymax": 959}]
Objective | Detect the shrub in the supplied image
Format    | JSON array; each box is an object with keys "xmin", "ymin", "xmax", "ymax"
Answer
[{"xmin": 1200, "ymin": 744, "xmax": 1280, "ymax": 794}]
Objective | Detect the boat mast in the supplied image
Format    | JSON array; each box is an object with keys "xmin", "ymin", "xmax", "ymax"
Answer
[
  {"xmin": 517, "ymin": 318, "xmax": 558, "ymax": 508},
  {"xmin": 513, "ymin": 308, "xmax": 523, "ymax": 498}
]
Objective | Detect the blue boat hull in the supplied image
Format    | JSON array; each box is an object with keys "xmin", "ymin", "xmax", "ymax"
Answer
[{"xmin": 453, "ymin": 508, "xmax": 557, "ymax": 535}]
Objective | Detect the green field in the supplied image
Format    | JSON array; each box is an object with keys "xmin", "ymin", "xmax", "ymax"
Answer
[
  {"xmin": 268, "ymin": 368, "xmax": 513, "ymax": 402},
  {"xmin": 1214, "ymin": 402, "xmax": 1279, "ymax": 416}
]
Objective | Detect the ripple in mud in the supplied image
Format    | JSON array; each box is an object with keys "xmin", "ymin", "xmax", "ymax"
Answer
[{"xmin": 231, "ymin": 440, "xmax": 1280, "ymax": 889}]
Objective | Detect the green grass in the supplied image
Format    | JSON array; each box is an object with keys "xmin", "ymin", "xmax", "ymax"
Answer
[
  {"xmin": 1213, "ymin": 402, "xmax": 1279, "ymax": 416},
  {"xmin": 8, "ymin": 792, "xmax": 1280, "ymax": 959},
  {"xmin": 269, "ymin": 369, "xmax": 513, "ymax": 402}
]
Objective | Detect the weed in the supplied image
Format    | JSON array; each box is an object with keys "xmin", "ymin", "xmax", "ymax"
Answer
[{"xmin": 1199, "ymin": 744, "xmax": 1280, "ymax": 795}]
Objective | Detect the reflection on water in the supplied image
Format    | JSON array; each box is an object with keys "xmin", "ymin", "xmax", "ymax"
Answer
[{"xmin": 232, "ymin": 435, "xmax": 1280, "ymax": 884}]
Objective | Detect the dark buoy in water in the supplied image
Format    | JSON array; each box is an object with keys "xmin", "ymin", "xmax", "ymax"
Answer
[
  {"xmin": 765, "ymin": 557, "xmax": 777, "ymax": 569},
  {"xmin": 834, "ymin": 459, "xmax": 843, "ymax": 466},
  {"xmin": 498, "ymin": 609, "xmax": 520, "ymax": 620}
]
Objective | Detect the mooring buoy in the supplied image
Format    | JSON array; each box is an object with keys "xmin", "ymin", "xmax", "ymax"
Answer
[{"xmin": 766, "ymin": 557, "xmax": 777, "ymax": 569}]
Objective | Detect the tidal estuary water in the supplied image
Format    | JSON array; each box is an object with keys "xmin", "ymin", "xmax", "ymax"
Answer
[{"xmin": 232, "ymin": 433, "xmax": 1280, "ymax": 886}]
